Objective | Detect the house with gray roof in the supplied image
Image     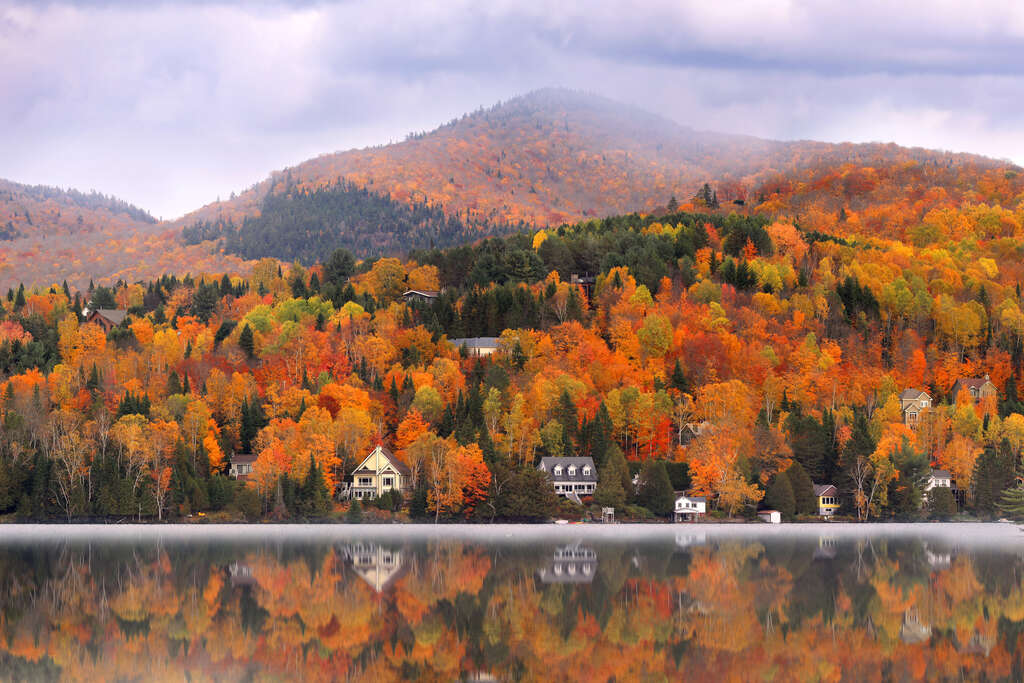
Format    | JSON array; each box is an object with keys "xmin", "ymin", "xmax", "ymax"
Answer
[
  {"xmin": 84, "ymin": 308, "xmax": 127, "ymax": 333},
  {"xmin": 538, "ymin": 456, "xmax": 597, "ymax": 501},
  {"xmin": 448, "ymin": 337, "xmax": 502, "ymax": 357}
]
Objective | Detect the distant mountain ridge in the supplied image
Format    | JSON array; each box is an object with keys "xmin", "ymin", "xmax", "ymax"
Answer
[
  {"xmin": 176, "ymin": 88, "xmax": 1005, "ymax": 252},
  {"xmin": 2, "ymin": 88, "xmax": 1016, "ymax": 288}
]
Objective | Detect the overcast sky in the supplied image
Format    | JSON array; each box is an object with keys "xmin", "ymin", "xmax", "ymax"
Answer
[{"xmin": 3, "ymin": 0, "xmax": 1024, "ymax": 220}]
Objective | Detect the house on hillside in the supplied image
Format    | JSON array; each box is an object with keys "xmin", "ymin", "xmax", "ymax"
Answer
[
  {"xmin": 674, "ymin": 494, "xmax": 706, "ymax": 522},
  {"xmin": 538, "ymin": 457, "xmax": 597, "ymax": 500},
  {"xmin": 899, "ymin": 389, "xmax": 932, "ymax": 428},
  {"xmin": 350, "ymin": 445, "xmax": 410, "ymax": 500},
  {"xmin": 229, "ymin": 453, "xmax": 257, "ymax": 481},
  {"xmin": 569, "ymin": 273, "xmax": 596, "ymax": 299},
  {"xmin": 84, "ymin": 308, "xmax": 127, "ymax": 333},
  {"xmin": 814, "ymin": 484, "xmax": 840, "ymax": 517},
  {"xmin": 925, "ymin": 469, "xmax": 953, "ymax": 499},
  {"xmin": 447, "ymin": 337, "xmax": 502, "ymax": 357},
  {"xmin": 402, "ymin": 289, "xmax": 439, "ymax": 304},
  {"xmin": 951, "ymin": 375, "xmax": 998, "ymax": 405}
]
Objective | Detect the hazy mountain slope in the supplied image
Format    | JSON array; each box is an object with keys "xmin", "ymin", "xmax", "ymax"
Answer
[
  {"xmin": 3, "ymin": 89, "xmax": 1014, "ymax": 289},
  {"xmin": 0, "ymin": 180, "xmax": 251, "ymax": 292},
  {"xmin": 178, "ymin": 88, "xmax": 1004, "ymax": 242}
]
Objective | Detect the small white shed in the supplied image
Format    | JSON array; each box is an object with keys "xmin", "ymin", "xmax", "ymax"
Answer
[{"xmin": 758, "ymin": 510, "xmax": 781, "ymax": 524}]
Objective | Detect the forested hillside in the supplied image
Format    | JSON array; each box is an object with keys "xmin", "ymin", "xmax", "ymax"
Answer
[
  {"xmin": 182, "ymin": 179, "xmax": 529, "ymax": 263},
  {"xmin": 2, "ymin": 90, "xmax": 1011, "ymax": 291},
  {"xmin": 0, "ymin": 179, "xmax": 250, "ymax": 292},
  {"xmin": 176, "ymin": 88, "xmax": 1002, "ymax": 242},
  {"xmin": 4, "ymin": 158, "xmax": 1024, "ymax": 524}
]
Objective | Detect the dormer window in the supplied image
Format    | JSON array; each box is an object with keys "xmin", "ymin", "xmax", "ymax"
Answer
[
  {"xmin": 583, "ymin": 466, "xmax": 591, "ymax": 476},
  {"xmin": 553, "ymin": 466, "xmax": 563, "ymax": 476},
  {"xmin": 568, "ymin": 466, "xmax": 577, "ymax": 476}
]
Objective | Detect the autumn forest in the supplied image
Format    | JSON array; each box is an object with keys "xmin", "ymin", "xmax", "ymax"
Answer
[{"xmin": 3, "ymin": 91, "xmax": 1024, "ymax": 526}]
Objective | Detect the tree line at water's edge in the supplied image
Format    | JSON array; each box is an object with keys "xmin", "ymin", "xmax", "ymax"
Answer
[{"xmin": 6, "ymin": 202, "xmax": 1024, "ymax": 522}]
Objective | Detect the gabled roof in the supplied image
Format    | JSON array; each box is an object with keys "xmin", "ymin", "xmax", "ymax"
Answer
[
  {"xmin": 676, "ymin": 493, "xmax": 706, "ymax": 503},
  {"xmin": 448, "ymin": 337, "xmax": 502, "ymax": 349},
  {"xmin": 231, "ymin": 453, "xmax": 257, "ymax": 465},
  {"xmin": 538, "ymin": 457, "xmax": 598, "ymax": 482},
  {"xmin": 87, "ymin": 308, "xmax": 127, "ymax": 325},
  {"xmin": 899, "ymin": 388, "xmax": 929, "ymax": 400},
  {"xmin": 813, "ymin": 484, "xmax": 838, "ymax": 497},
  {"xmin": 403, "ymin": 289, "xmax": 439, "ymax": 298},
  {"xmin": 954, "ymin": 375, "xmax": 994, "ymax": 390},
  {"xmin": 930, "ymin": 469, "xmax": 952, "ymax": 480},
  {"xmin": 353, "ymin": 445, "xmax": 411, "ymax": 477}
]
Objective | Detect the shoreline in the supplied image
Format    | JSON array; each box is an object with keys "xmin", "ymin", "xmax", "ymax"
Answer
[{"xmin": 1, "ymin": 521, "xmax": 1022, "ymax": 546}]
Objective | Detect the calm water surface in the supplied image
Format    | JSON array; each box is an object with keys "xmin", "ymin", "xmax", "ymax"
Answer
[{"xmin": 1, "ymin": 523, "xmax": 1024, "ymax": 682}]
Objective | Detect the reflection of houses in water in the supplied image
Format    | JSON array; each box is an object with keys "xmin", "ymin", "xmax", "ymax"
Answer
[
  {"xmin": 675, "ymin": 532, "xmax": 707, "ymax": 549},
  {"xmin": 343, "ymin": 543, "xmax": 407, "ymax": 593},
  {"xmin": 814, "ymin": 536, "xmax": 837, "ymax": 560},
  {"xmin": 228, "ymin": 562, "xmax": 257, "ymax": 587},
  {"xmin": 537, "ymin": 543, "xmax": 598, "ymax": 584},
  {"xmin": 901, "ymin": 608, "xmax": 932, "ymax": 644},
  {"xmin": 924, "ymin": 545, "xmax": 953, "ymax": 570},
  {"xmin": 959, "ymin": 630, "xmax": 995, "ymax": 657}
]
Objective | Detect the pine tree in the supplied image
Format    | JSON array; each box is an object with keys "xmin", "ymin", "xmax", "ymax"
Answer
[
  {"xmin": 346, "ymin": 498, "xmax": 364, "ymax": 523},
  {"xmin": 787, "ymin": 461, "xmax": 816, "ymax": 515},
  {"xmin": 556, "ymin": 390, "xmax": 578, "ymax": 457},
  {"xmin": 930, "ymin": 486, "xmax": 957, "ymax": 519},
  {"xmin": 166, "ymin": 371, "xmax": 183, "ymax": 396},
  {"xmin": 670, "ymin": 359, "xmax": 690, "ymax": 393},
  {"xmin": 973, "ymin": 445, "xmax": 1014, "ymax": 518},
  {"xmin": 238, "ymin": 324, "xmax": 255, "ymax": 359},
  {"xmin": 636, "ymin": 460, "xmax": 674, "ymax": 517},
  {"xmin": 764, "ymin": 471, "xmax": 796, "ymax": 518}
]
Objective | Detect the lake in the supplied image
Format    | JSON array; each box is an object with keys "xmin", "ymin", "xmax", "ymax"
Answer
[{"xmin": 1, "ymin": 523, "xmax": 1023, "ymax": 681}]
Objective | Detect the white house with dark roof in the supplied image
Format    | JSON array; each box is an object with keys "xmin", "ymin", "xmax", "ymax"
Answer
[
  {"xmin": 350, "ymin": 445, "xmax": 411, "ymax": 500},
  {"xmin": 402, "ymin": 289, "xmax": 439, "ymax": 303},
  {"xmin": 448, "ymin": 337, "xmax": 502, "ymax": 357},
  {"xmin": 538, "ymin": 456, "xmax": 597, "ymax": 500},
  {"xmin": 899, "ymin": 388, "xmax": 932, "ymax": 428},
  {"xmin": 674, "ymin": 494, "xmax": 706, "ymax": 522},
  {"xmin": 925, "ymin": 469, "xmax": 953, "ymax": 499}
]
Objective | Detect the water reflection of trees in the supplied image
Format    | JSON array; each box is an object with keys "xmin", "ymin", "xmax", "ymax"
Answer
[{"xmin": 0, "ymin": 536, "xmax": 1022, "ymax": 680}]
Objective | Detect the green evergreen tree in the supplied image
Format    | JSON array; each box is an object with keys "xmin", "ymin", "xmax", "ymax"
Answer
[
  {"xmin": 636, "ymin": 460, "xmax": 675, "ymax": 517},
  {"xmin": 166, "ymin": 371, "xmax": 183, "ymax": 397},
  {"xmin": 409, "ymin": 470, "xmax": 429, "ymax": 519},
  {"xmin": 300, "ymin": 455, "xmax": 331, "ymax": 518},
  {"xmin": 786, "ymin": 461, "xmax": 816, "ymax": 515},
  {"xmin": 764, "ymin": 471, "xmax": 796, "ymax": 519},
  {"xmin": 346, "ymin": 498, "xmax": 363, "ymax": 523},
  {"xmin": 929, "ymin": 486, "xmax": 958, "ymax": 520},
  {"xmin": 972, "ymin": 445, "xmax": 1014, "ymax": 518},
  {"xmin": 594, "ymin": 456, "xmax": 628, "ymax": 510},
  {"xmin": 887, "ymin": 439, "xmax": 930, "ymax": 518}
]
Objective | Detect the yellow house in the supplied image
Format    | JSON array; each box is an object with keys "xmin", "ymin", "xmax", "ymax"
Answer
[
  {"xmin": 350, "ymin": 445, "xmax": 410, "ymax": 500},
  {"xmin": 814, "ymin": 484, "xmax": 840, "ymax": 517}
]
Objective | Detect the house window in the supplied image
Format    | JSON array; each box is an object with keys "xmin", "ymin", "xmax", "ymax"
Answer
[
  {"xmin": 383, "ymin": 477, "xmax": 394, "ymax": 488},
  {"xmin": 359, "ymin": 477, "xmax": 372, "ymax": 487},
  {"xmin": 568, "ymin": 466, "xmax": 577, "ymax": 476},
  {"xmin": 554, "ymin": 466, "xmax": 562, "ymax": 476},
  {"xmin": 583, "ymin": 466, "xmax": 591, "ymax": 476}
]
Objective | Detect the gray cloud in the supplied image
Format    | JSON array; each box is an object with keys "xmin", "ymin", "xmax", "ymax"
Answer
[{"xmin": 2, "ymin": 0, "xmax": 1024, "ymax": 219}]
